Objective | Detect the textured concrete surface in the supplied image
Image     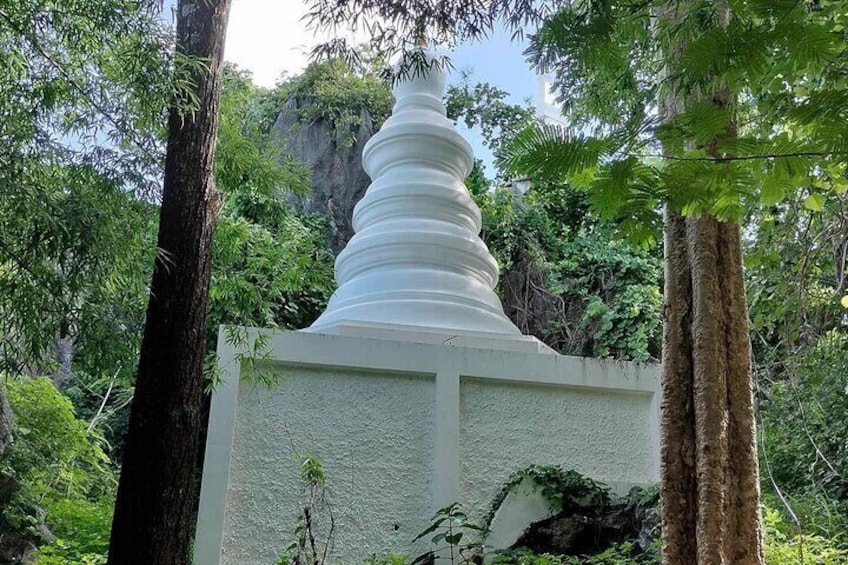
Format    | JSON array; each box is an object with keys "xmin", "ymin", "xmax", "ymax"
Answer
[
  {"xmin": 220, "ymin": 368, "xmax": 433, "ymax": 565},
  {"xmin": 460, "ymin": 378, "xmax": 655, "ymax": 526},
  {"xmin": 196, "ymin": 329, "xmax": 660, "ymax": 565}
]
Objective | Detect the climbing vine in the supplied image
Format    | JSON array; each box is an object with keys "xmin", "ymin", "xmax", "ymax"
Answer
[{"xmin": 482, "ymin": 466, "xmax": 612, "ymax": 532}]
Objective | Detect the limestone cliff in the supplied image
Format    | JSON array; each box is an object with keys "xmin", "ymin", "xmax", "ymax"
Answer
[{"xmin": 273, "ymin": 96, "xmax": 377, "ymax": 253}]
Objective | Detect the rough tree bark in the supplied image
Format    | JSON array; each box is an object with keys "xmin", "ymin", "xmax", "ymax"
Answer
[
  {"xmin": 659, "ymin": 4, "xmax": 763, "ymax": 564},
  {"xmin": 107, "ymin": 1, "xmax": 231, "ymax": 563},
  {"xmin": 661, "ymin": 211, "xmax": 763, "ymax": 565}
]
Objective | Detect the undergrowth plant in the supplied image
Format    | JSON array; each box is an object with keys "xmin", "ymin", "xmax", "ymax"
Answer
[
  {"xmin": 277, "ymin": 456, "xmax": 335, "ymax": 565},
  {"xmin": 412, "ymin": 503, "xmax": 488, "ymax": 565}
]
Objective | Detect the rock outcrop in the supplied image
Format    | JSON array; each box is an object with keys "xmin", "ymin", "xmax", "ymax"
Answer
[
  {"xmin": 273, "ymin": 96, "xmax": 377, "ymax": 253},
  {"xmin": 486, "ymin": 467, "xmax": 660, "ymax": 562}
]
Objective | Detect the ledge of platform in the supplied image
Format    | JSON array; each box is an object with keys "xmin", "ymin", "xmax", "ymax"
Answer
[{"xmin": 303, "ymin": 320, "xmax": 556, "ymax": 355}]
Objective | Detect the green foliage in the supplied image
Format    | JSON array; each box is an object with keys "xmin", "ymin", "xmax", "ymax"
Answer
[
  {"xmin": 0, "ymin": 167, "xmax": 157, "ymax": 381},
  {"xmin": 301, "ymin": 456, "xmax": 326, "ymax": 487},
  {"xmin": 493, "ymin": 550, "xmax": 567, "ymax": 565},
  {"xmin": 497, "ymin": 544, "xmax": 652, "ymax": 565},
  {"xmin": 364, "ymin": 555, "xmax": 412, "ymax": 565},
  {"xmin": 412, "ymin": 503, "xmax": 488, "ymax": 565},
  {"xmin": 35, "ymin": 545, "xmax": 107, "ymax": 565},
  {"xmin": 1, "ymin": 377, "xmax": 115, "ymax": 563},
  {"xmin": 0, "ymin": 0, "xmax": 172, "ymax": 473},
  {"xmin": 563, "ymin": 543, "xmax": 648, "ymax": 565},
  {"xmin": 209, "ymin": 209, "xmax": 334, "ymax": 333},
  {"xmin": 275, "ymin": 455, "xmax": 336, "ymax": 565},
  {"xmin": 210, "ymin": 66, "xmax": 336, "ymax": 338},
  {"xmin": 758, "ymin": 330, "xmax": 848, "ymax": 537},
  {"xmin": 763, "ymin": 506, "xmax": 848, "ymax": 565},
  {"xmin": 0, "ymin": 0, "xmax": 173, "ymax": 195},
  {"xmin": 495, "ymin": 0, "xmax": 848, "ymax": 236},
  {"xmin": 478, "ymin": 184, "xmax": 662, "ymax": 361},
  {"xmin": 745, "ymin": 177, "xmax": 848, "ymax": 536},
  {"xmin": 3, "ymin": 378, "xmax": 114, "ymax": 502},
  {"xmin": 445, "ymin": 77, "xmax": 535, "ymax": 158},
  {"xmin": 0, "ymin": 4, "xmax": 176, "ymax": 390},
  {"xmin": 484, "ymin": 466, "xmax": 612, "ymax": 530},
  {"xmin": 269, "ymin": 59, "xmax": 393, "ymax": 148},
  {"xmin": 465, "ymin": 160, "xmax": 493, "ymax": 198},
  {"xmin": 489, "ymin": 503, "xmax": 848, "ymax": 564},
  {"xmin": 40, "ymin": 498, "xmax": 113, "ymax": 559},
  {"xmin": 217, "ymin": 64, "xmax": 312, "ymax": 200},
  {"xmin": 34, "ymin": 497, "xmax": 112, "ymax": 564},
  {"xmin": 0, "ymin": 4, "xmax": 167, "ymax": 557}
]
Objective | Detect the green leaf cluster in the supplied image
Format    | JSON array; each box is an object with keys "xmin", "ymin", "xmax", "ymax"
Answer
[
  {"xmin": 477, "ymin": 183, "xmax": 662, "ymax": 361},
  {"xmin": 3, "ymin": 378, "xmax": 114, "ymax": 503},
  {"xmin": 763, "ymin": 505, "xmax": 848, "ymax": 565},
  {"xmin": 1, "ymin": 377, "xmax": 115, "ymax": 563},
  {"xmin": 758, "ymin": 331, "xmax": 848, "ymax": 537},
  {"xmin": 445, "ymin": 77, "xmax": 536, "ymax": 158},
  {"xmin": 265, "ymin": 59, "xmax": 393, "ymax": 149},
  {"xmin": 411, "ymin": 502, "xmax": 487, "ymax": 565},
  {"xmin": 210, "ymin": 66, "xmax": 336, "ymax": 338},
  {"xmin": 498, "ymin": 0, "xmax": 848, "ymax": 233},
  {"xmin": 483, "ymin": 466, "xmax": 613, "ymax": 531}
]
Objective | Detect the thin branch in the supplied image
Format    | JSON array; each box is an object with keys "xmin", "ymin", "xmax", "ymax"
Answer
[
  {"xmin": 647, "ymin": 151, "xmax": 841, "ymax": 162},
  {"xmin": 87, "ymin": 372, "xmax": 117, "ymax": 433}
]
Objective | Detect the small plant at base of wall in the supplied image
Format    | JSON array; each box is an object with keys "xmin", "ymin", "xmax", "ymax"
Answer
[
  {"xmin": 411, "ymin": 503, "xmax": 489, "ymax": 565},
  {"xmin": 275, "ymin": 455, "xmax": 335, "ymax": 565}
]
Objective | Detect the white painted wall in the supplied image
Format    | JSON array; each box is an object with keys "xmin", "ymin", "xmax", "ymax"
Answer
[{"xmin": 196, "ymin": 328, "xmax": 660, "ymax": 565}]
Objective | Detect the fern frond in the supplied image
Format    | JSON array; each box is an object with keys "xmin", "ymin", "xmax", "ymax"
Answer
[
  {"xmin": 525, "ymin": 1, "xmax": 652, "ymax": 127},
  {"xmin": 497, "ymin": 124, "xmax": 613, "ymax": 181}
]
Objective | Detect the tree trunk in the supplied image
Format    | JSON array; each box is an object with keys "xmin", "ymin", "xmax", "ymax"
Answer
[
  {"xmin": 658, "ymin": 3, "xmax": 763, "ymax": 563},
  {"xmin": 107, "ymin": 1, "xmax": 231, "ymax": 563},
  {"xmin": 0, "ymin": 385, "xmax": 13, "ymax": 458},
  {"xmin": 661, "ymin": 212, "xmax": 763, "ymax": 565},
  {"xmin": 51, "ymin": 322, "xmax": 74, "ymax": 390}
]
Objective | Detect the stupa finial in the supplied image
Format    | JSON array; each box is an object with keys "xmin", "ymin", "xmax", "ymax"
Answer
[{"xmin": 413, "ymin": 18, "xmax": 427, "ymax": 49}]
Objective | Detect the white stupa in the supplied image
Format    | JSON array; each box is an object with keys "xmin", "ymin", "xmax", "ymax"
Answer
[
  {"xmin": 196, "ymin": 47, "xmax": 661, "ymax": 565},
  {"xmin": 308, "ymin": 49, "xmax": 528, "ymax": 342}
]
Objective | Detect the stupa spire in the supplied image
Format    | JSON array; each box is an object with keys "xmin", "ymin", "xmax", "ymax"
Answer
[{"xmin": 308, "ymin": 48, "xmax": 521, "ymax": 337}]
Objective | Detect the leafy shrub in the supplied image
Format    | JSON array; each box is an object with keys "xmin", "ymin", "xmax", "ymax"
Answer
[
  {"xmin": 4, "ymin": 377, "xmax": 114, "ymax": 502},
  {"xmin": 363, "ymin": 554, "xmax": 411, "ymax": 565},
  {"xmin": 759, "ymin": 330, "xmax": 848, "ymax": 536},
  {"xmin": 493, "ymin": 549, "xmax": 566, "ymax": 565},
  {"xmin": 484, "ymin": 466, "xmax": 612, "ymax": 530},
  {"xmin": 763, "ymin": 506, "xmax": 848, "ymax": 564},
  {"xmin": 269, "ymin": 59, "xmax": 393, "ymax": 148},
  {"xmin": 2, "ymin": 377, "xmax": 115, "ymax": 564},
  {"xmin": 35, "ymin": 540, "xmax": 107, "ymax": 565},
  {"xmin": 493, "ymin": 545, "xmax": 654, "ymax": 565},
  {"xmin": 476, "ymin": 185, "xmax": 662, "ymax": 362},
  {"xmin": 412, "ymin": 502, "xmax": 487, "ymax": 565},
  {"xmin": 41, "ymin": 497, "xmax": 112, "ymax": 557}
]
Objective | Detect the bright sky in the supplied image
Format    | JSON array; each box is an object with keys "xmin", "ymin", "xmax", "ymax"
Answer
[
  {"xmin": 223, "ymin": 0, "xmax": 538, "ymax": 90},
  {"xmin": 224, "ymin": 0, "xmax": 353, "ymax": 87}
]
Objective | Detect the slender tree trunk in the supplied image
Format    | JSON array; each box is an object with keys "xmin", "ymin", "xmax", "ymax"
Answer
[
  {"xmin": 107, "ymin": 1, "xmax": 231, "ymax": 563},
  {"xmin": 0, "ymin": 385, "xmax": 13, "ymax": 461},
  {"xmin": 51, "ymin": 323, "xmax": 74, "ymax": 389}
]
